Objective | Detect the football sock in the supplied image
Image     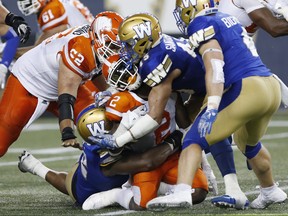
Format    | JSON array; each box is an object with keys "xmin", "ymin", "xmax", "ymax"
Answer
[
  {"xmin": 116, "ymin": 188, "xmax": 133, "ymax": 210},
  {"xmin": 33, "ymin": 163, "xmax": 51, "ymax": 179},
  {"xmin": 209, "ymin": 138, "xmax": 236, "ymax": 176}
]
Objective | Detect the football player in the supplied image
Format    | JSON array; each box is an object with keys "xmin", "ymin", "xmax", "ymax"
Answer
[
  {"xmin": 0, "ymin": 11, "xmax": 121, "ymax": 157},
  {"xmin": 18, "ymin": 104, "xmax": 183, "ymax": 207},
  {"xmin": 16, "ymin": 0, "xmax": 100, "ymax": 95},
  {"xmin": 219, "ymin": 0, "xmax": 288, "ymax": 37},
  {"xmin": 208, "ymin": 0, "xmax": 288, "ymax": 208},
  {"xmin": 82, "ymin": 56, "xmax": 208, "ymax": 210},
  {"xmin": 143, "ymin": 0, "xmax": 286, "ymax": 210},
  {"xmin": 92, "ymin": 14, "xmax": 248, "ymax": 209},
  {"xmin": 0, "ymin": 1, "xmax": 31, "ymax": 43}
]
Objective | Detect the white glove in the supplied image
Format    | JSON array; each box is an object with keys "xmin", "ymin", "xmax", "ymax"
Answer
[
  {"xmin": 121, "ymin": 105, "xmax": 148, "ymax": 129},
  {"xmin": 0, "ymin": 64, "xmax": 8, "ymax": 89},
  {"xmin": 259, "ymin": 0, "xmax": 288, "ymax": 21},
  {"xmin": 275, "ymin": 4, "xmax": 288, "ymax": 21}
]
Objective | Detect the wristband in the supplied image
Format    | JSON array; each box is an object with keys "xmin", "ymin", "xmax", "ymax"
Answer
[{"xmin": 61, "ymin": 127, "xmax": 77, "ymax": 141}]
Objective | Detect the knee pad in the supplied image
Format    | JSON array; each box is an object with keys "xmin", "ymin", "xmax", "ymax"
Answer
[{"xmin": 244, "ymin": 142, "xmax": 262, "ymax": 159}]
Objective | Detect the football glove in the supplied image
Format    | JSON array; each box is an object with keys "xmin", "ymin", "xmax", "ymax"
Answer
[
  {"xmin": 94, "ymin": 90, "xmax": 112, "ymax": 107},
  {"xmin": 88, "ymin": 134, "xmax": 119, "ymax": 150},
  {"xmin": 5, "ymin": 12, "xmax": 31, "ymax": 43},
  {"xmin": 198, "ymin": 108, "xmax": 218, "ymax": 138},
  {"xmin": 0, "ymin": 64, "xmax": 8, "ymax": 89}
]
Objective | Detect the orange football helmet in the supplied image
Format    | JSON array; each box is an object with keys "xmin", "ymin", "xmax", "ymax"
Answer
[{"xmin": 90, "ymin": 11, "xmax": 124, "ymax": 64}]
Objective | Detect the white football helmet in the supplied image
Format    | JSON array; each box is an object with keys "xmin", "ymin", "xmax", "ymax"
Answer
[
  {"xmin": 17, "ymin": 0, "xmax": 47, "ymax": 16},
  {"xmin": 174, "ymin": 0, "xmax": 219, "ymax": 34},
  {"xmin": 90, "ymin": 11, "xmax": 123, "ymax": 64},
  {"xmin": 102, "ymin": 54, "xmax": 141, "ymax": 91},
  {"xmin": 118, "ymin": 13, "xmax": 162, "ymax": 64},
  {"xmin": 76, "ymin": 104, "xmax": 113, "ymax": 142}
]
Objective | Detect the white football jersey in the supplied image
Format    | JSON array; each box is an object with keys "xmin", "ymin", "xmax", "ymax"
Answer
[
  {"xmin": 61, "ymin": 0, "xmax": 94, "ymax": 26},
  {"xmin": 218, "ymin": 0, "xmax": 265, "ymax": 36},
  {"xmin": 12, "ymin": 25, "xmax": 99, "ymax": 101}
]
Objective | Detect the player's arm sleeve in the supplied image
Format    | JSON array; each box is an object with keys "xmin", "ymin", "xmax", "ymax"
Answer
[{"xmin": 0, "ymin": 27, "xmax": 20, "ymax": 67}]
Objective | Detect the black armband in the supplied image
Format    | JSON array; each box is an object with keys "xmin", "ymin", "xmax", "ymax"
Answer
[
  {"xmin": 58, "ymin": 93, "xmax": 76, "ymax": 122},
  {"xmin": 61, "ymin": 127, "xmax": 77, "ymax": 142}
]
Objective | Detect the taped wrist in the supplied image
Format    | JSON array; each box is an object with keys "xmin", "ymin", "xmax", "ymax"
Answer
[
  {"xmin": 61, "ymin": 127, "xmax": 77, "ymax": 141},
  {"xmin": 58, "ymin": 93, "xmax": 76, "ymax": 122}
]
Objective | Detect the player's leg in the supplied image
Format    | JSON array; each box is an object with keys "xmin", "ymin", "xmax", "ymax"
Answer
[
  {"xmin": 0, "ymin": 75, "xmax": 38, "ymax": 156},
  {"xmin": 146, "ymin": 141, "xmax": 202, "ymax": 210},
  {"xmin": 234, "ymin": 76, "xmax": 287, "ymax": 209},
  {"xmin": 162, "ymin": 163, "xmax": 209, "ymax": 205},
  {"xmin": 18, "ymin": 150, "xmax": 68, "ymax": 195}
]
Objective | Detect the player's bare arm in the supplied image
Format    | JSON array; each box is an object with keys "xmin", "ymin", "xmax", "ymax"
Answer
[
  {"xmin": 58, "ymin": 58, "xmax": 82, "ymax": 149},
  {"xmin": 249, "ymin": 7, "xmax": 288, "ymax": 37}
]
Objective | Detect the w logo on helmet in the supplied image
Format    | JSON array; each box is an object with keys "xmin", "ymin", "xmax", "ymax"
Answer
[
  {"xmin": 86, "ymin": 120, "xmax": 106, "ymax": 136},
  {"xmin": 182, "ymin": 0, "xmax": 197, "ymax": 7},
  {"xmin": 133, "ymin": 21, "xmax": 152, "ymax": 39}
]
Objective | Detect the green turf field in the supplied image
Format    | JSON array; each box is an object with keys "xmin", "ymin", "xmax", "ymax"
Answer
[{"xmin": 0, "ymin": 110, "xmax": 288, "ymax": 215}]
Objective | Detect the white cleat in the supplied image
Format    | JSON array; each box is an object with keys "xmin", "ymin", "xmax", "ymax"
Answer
[
  {"xmin": 82, "ymin": 188, "xmax": 121, "ymax": 210},
  {"xmin": 250, "ymin": 185, "xmax": 287, "ymax": 209},
  {"xmin": 146, "ymin": 190, "xmax": 192, "ymax": 211},
  {"xmin": 18, "ymin": 150, "xmax": 41, "ymax": 175}
]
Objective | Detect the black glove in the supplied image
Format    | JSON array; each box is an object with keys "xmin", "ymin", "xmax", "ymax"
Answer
[
  {"xmin": 5, "ymin": 12, "xmax": 31, "ymax": 43},
  {"xmin": 163, "ymin": 130, "xmax": 183, "ymax": 151}
]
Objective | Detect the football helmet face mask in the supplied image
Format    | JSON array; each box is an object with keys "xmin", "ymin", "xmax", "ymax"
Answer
[
  {"xmin": 76, "ymin": 104, "xmax": 113, "ymax": 142},
  {"xmin": 90, "ymin": 11, "xmax": 123, "ymax": 64},
  {"xmin": 17, "ymin": 0, "xmax": 46, "ymax": 16},
  {"xmin": 118, "ymin": 13, "xmax": 162, "ymax": 64},
  {"xmin": 174, "ymin": 0, "xmax": 219, "ymax": 34},
  {"xmin": 102, "ymin": 55, "xmax": 141, "ymax": 91}
]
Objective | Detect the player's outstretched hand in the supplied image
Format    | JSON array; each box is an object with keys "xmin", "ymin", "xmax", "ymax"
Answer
[
  {"xmin": 94, "ymin": 90, "xmax": 112, "ymax": 107},
  {"xmin": 198, "ymin": 108, "xmax": 218, "ymax": 137}
]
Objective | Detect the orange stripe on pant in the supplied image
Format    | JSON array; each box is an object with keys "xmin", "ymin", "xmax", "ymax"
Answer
[{"xmin": 0, "ymin": 75, "xmax": 95, "ymax": 157}]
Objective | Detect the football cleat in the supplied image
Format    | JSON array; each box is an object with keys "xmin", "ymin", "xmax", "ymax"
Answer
[
  {"xmin": 211, "ymin": 194, "xmax": 249, "ymax": 210},
  {"xmin": 18, "ymin": 150, "xmax": 41, "ymax": 175},
  {"xmin": 250, "ymin": 185, "xmax": 287, "ymax": 209},
  {"xmin": 146, "ymin": 190, "xmax": 192, "ymax": 211},
  {"xmin": 82, "ymin": 188, "xmax": 121, "ymax": 210}
]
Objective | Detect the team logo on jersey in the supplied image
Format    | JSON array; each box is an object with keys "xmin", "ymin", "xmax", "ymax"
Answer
[
  {"xmin": 143, "ymin": 55, "xmax": 172, "ymax": 87},
  {"xmin": 86, "ymin": 120, "xmax": 107, "ymax": 136},
  {"xmin": 133, "ymin": 21, "xmax": 152, "ymax": 39},
  {"xmin": 189, "ymin": 26, "xmax": 215, "ymax": 48}
]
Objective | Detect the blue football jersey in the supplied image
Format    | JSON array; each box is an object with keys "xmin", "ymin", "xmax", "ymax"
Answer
[
  {"xmin": 139, "ymin": 34, "xmax": 206, "ymax": 96},
  {"xmin": 74, "ymin": 143, "xmax": 128, "ymax": 204},
  {"xmin": 187, "ymin": 12, "xmax": 272, "ymax": 88}
]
